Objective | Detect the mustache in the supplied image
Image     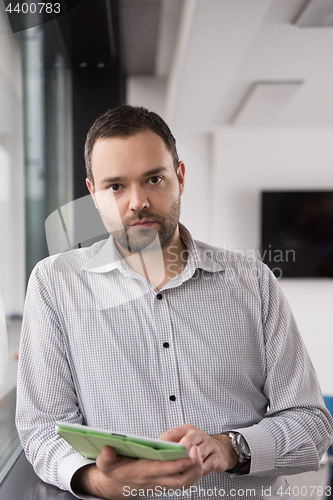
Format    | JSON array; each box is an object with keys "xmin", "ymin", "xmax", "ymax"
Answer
[{"xmin": 123, "ymin": 211, "xmax": 164, "ymax": 227}]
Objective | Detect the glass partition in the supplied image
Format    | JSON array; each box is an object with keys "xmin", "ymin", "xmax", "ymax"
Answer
[
  {"xmin": 0, "ymin": 0, "xmax": 25, "ymax": 481},
  {"xmin": 0, "ymin": 4, "xmax": 73, "ymax": 481},
  {"xmin": 23, "ymin": 20, "xmax": 73, "ymax": 278}
]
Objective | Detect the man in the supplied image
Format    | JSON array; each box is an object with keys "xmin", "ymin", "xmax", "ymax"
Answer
[{"xmin": 16, "ymin": 105, "xmax": 333, "ymax": 500}]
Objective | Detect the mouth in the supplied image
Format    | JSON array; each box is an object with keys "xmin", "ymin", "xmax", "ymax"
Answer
[{"xmin": 130, "ymin": 220, "xmax": 155, "ymax": 228}]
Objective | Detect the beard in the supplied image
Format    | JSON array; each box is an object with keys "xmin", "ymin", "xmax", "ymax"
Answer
[{"xmin": 98, "ymin": 192, "xmax": 181, "ymax": 254}]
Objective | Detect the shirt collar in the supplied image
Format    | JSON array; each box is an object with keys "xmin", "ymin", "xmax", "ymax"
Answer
[
  {"xmin": 82, "ymin": 222, "xmax": 224, "ymax": 275},
  {"xmin": 178, "ymin": 222, "xmax": 224, "ymax": 275},
  {"xmin": 82, "ymin": 236, "xmax": 123, "ymax": 274}
]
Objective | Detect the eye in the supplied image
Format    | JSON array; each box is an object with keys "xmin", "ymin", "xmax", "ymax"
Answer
[
  {"xmin": 148, "ymin": 176, "xmax": 163, "ymax": 185},
  {"xmin": 108, "ymin": 184, "xmax": 121, "ymax": 192}
]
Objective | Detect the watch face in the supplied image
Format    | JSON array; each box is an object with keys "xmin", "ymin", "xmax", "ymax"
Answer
[{"xmin": 236, "ymin": 434, "xmax": 251, "ymax": 459}]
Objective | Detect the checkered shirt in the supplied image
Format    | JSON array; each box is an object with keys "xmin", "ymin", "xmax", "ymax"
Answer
[{"xmin": 16, "ymin": 223, "xmax": 333, "ymax": 500}]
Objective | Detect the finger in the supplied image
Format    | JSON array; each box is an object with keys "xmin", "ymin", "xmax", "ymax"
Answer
[
  {"xmin": 168, "ymin": 447, "xmax": 203, "ymax": 488},
  {"xmin": 189, "ymin": 445, "xmax": 202, "ymax": 464},
  {"xmin": 196, "ymin": 440, "xmax": 216, "ymax": 462},
  {"xmin": 96, "ymin": 446, "xmax": 126, "ymax": 474},
  {"xmin": 98, "ymin": 447, "xmax": 135, "ymax": 474},
  {"xmin": 149, "ymin": 447, "xmax": 203, "ymax": 489},
  {"xmin": 143, "ymin": 456, "xmax": 196, "ymax": 479},
  {"xmin": 159, "ymin": 424, "xmax": 194, "ymax": 442},
  {"xmin": 179, "ymin": 432, "xmax": 204, "ymax": 451},
  {"xmin": 102, "ymin": 446, "xmax": 116, "ymax": 460},
  {"xmin": 180, "ymin": 447, "xmax": 204, "ymax": 484},
  {"xmin": 200, "ymin": 453, "xmax": 220, "ymax": 476}
]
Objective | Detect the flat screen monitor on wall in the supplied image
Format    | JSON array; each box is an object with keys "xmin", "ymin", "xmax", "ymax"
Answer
[{"xmin": 261, "ymin": 191, "xmax": 333, "ymax": 278}]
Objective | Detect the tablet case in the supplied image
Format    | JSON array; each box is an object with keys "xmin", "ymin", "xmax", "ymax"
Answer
[{"xmin": 56, "ymin": 422, "xmax": 189, "ymax": 461}]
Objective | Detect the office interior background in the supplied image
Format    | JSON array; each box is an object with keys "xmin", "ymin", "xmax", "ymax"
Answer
[{"xmin": 0, "ymin": 0, "xmax": 333, "ymax": 494}]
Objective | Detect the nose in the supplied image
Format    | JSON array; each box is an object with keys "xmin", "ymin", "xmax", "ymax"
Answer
[{"xmin": 128, "ymin": 185, "xmax": 150, "ymax": 211}]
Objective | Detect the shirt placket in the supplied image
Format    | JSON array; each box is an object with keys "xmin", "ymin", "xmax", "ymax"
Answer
[{"xmin": 153, "ymin": 290, "xmax": 186, "ymax": 429}]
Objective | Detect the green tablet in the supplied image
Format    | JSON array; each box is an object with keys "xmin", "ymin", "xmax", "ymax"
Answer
[{"xmin": 56, "ymin": 422, "xmax": 189, "ymax": 461}]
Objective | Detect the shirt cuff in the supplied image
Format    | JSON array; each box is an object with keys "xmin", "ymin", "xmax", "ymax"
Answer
[
  {"xmin": 58, "ymin": 452, "xmax": 97, "ymax": 499},
  {"xmin": 230, "ymin": 424, "xmax": 276, "ymax": 476}
]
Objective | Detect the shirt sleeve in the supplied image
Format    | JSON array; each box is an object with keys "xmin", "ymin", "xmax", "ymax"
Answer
[
  {"xmin": 232, "ymin": 264, "xmax": 333, "ymax": 476},
  {"xmin": 15, "ymin": 262, "xmax": 96, "ymax": 497}
]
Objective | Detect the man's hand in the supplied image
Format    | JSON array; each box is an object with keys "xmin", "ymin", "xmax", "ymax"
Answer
[
  {"xmin": 71, "ymin": 443, "xmax": 203, "ymax": 500},
  {"xmin": 159, "ymin": 424, "xmax": 239, "ymax": 476}
]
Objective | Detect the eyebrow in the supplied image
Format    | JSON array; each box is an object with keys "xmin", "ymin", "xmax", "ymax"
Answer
[{"xmin": 100, "ymin": 167, "xmax": 168, "ymax": 184}]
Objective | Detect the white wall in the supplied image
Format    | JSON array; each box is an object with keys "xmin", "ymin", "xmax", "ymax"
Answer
[
  {"xmin": 174, "ymin": 131, "xmax": 212, "ymax": 243},
  {"xmin": 127, "ymin": 76, "xmax": 168, "ymax": 119}
]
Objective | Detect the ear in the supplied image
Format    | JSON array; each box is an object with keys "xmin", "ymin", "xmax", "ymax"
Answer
[
  {"xmin": 86, "ymin": 178, "xmax": 98, "ymax": 209},
  {"xmin": 176, "ymin": 162, "xmax": 185, "ymax": 195}
]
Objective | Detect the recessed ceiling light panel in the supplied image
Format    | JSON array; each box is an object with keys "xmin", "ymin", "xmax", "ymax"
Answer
[
  {"xmin": 294, "ymin": 0, "xmax": 333, "ymax": 27},
  {"xmin": 229, "ymin": 81, "xmax": 304, "ymax": 127}
]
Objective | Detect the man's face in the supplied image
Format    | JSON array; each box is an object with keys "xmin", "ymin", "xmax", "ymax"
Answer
[{"xmin": 86, "ymin": 130, "xmax": 185, "ymax": 253}]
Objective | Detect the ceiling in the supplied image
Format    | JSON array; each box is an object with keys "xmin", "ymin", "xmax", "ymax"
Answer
[
  {"xmin": 119, "ymin": 0, "xmax": 161, "ymax": 74},
  {"xmin": 119, "ymin": 0, "xmax": 333, "ymax": 131},
  {"xmin": 119, "ymin": 0, "xmax": 183, "ymax": 76}
]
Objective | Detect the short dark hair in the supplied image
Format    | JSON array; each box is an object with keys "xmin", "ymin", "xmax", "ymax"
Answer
[{"xmin": 84, "ymin": 104, "xmax": 179, "ymax": 183}]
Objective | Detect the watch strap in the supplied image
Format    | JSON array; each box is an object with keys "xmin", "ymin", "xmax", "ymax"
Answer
[{"xmin": 226, "ymin": 459, "xmax": 251, "ymax": 474}]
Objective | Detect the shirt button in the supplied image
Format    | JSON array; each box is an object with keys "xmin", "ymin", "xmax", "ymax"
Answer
[
  {"xmin": 156, "ymin": 293, "xmax": 163, "ymax": 300},
  {"xmin": 163, "ymin": 342, "xmax": 169, "ymax": 348},
  {"xmin": 169, "ymin": 395, "xmax": 176, "ymax": 401}
]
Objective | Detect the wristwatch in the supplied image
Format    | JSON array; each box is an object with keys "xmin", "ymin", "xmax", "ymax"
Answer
[{"xmin": 224, "ymin": 432, "xmax": 251, "ymax": 473}]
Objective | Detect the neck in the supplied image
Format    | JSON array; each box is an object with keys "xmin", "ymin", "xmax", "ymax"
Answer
[{"xmin": 115, "ymin": 224, "xmax": 188, "ymax": 290}]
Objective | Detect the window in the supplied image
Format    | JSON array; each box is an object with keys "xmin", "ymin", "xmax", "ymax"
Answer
[{"xmin": 0, "ymin": 4, "xmax": 73, "ymax": 481}]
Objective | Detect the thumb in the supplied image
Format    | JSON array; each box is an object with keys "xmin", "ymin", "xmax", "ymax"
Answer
[{"xmin": 96, "ymin": 446, "xmax": 118, "ymax": 473}]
